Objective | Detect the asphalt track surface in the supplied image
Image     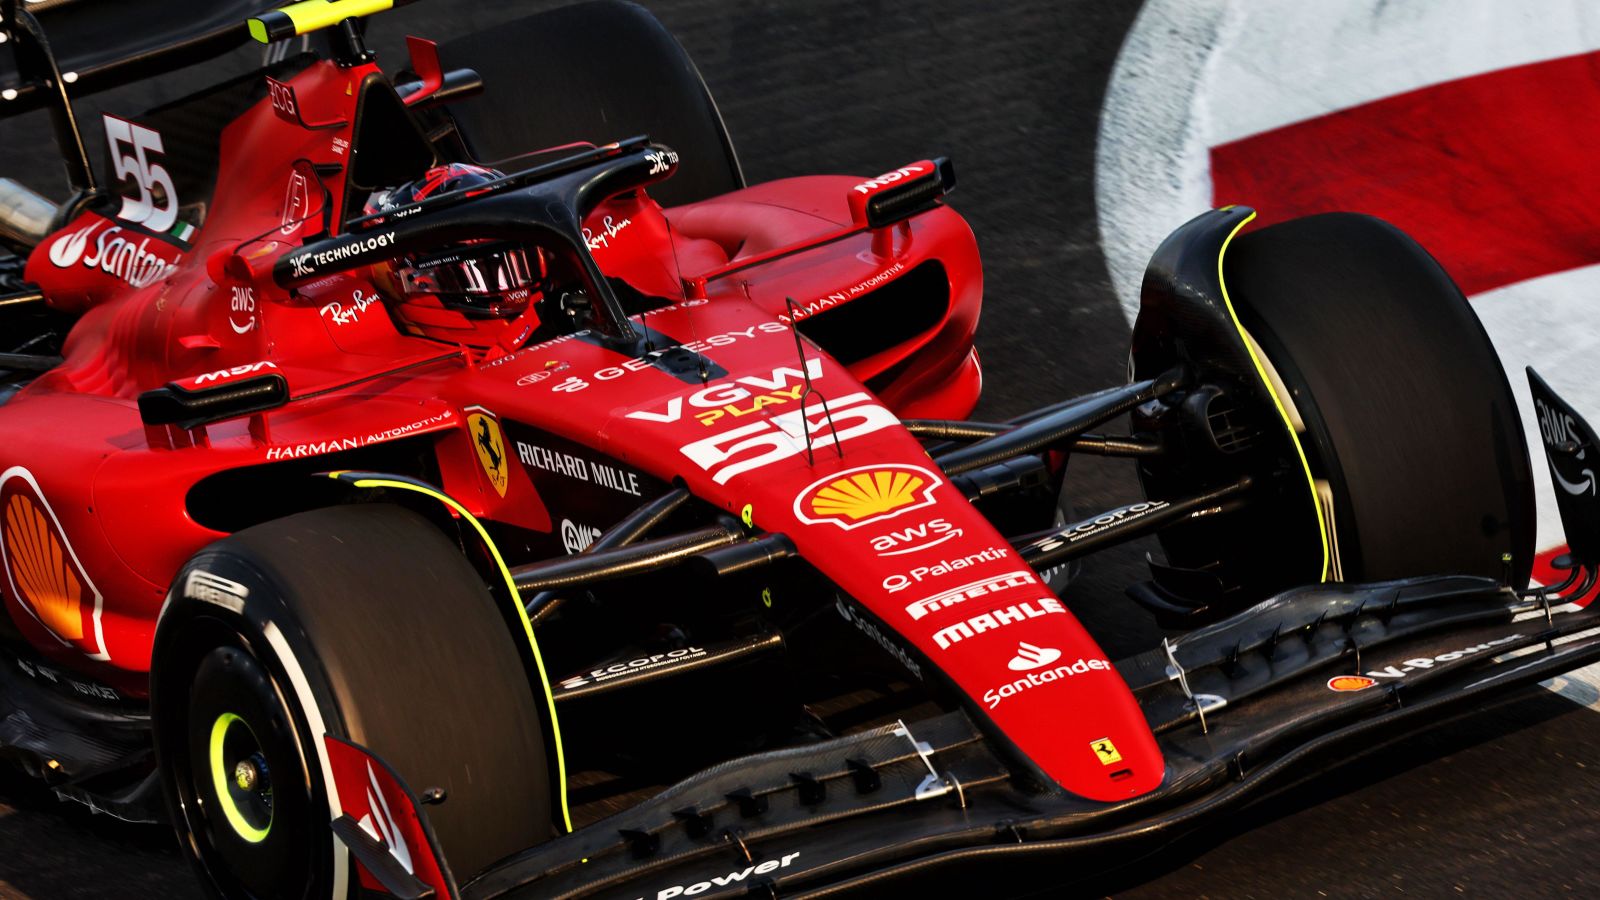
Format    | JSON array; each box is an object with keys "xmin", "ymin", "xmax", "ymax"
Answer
[{"xmin": 1, "ymin": 1, "xmax": 1598, "ymax": 896}]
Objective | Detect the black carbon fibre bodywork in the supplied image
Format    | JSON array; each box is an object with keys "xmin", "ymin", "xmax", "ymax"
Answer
[
  {"xmin": 0, "ymin": 0, "xmax": 272, "ymax": 116},
  {"xmin": 0, "ymin": 645, "xmax": 156, "ymax": 820},
  {"xmin": 456, "ymin": 577, "xmax": 1600, "ymax": 899},
  {"xmin": 1130, "ymin": 206, "xmax": 1263, "ymax": 408},
  {"xmin": 1126, "ymin": 206, "xmax": 1327, "ymax": 603}
]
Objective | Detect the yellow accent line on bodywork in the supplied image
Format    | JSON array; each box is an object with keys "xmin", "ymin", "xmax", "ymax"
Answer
[
  {"xmin": 1214, "ymin": 211, "xmax": 1332, "ymax": 582},
  {"xmin": 333, "ymin": 474, "xmax": 573, "ymax": 832}
]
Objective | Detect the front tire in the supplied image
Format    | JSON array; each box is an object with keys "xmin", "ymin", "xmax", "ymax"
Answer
[
  {"xmin": 1225, "ymin": 213, "xmax": 1536, "ymax": 587},
  {"xmin": 152, "ymin": 504, "xmax": 551, "ymax": 898}
]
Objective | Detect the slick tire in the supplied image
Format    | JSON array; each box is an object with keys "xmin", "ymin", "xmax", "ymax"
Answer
[
  {"xmin": 1224, "ymin": 212, "xmax": 1536, "ymax": 587},
  {"xmin": 440, "ymin": 0, "xmax": 743, "ymax": 208},
  {"xmin": 151, "ymin": 504, "xmax": 550, "ymax": 899}
]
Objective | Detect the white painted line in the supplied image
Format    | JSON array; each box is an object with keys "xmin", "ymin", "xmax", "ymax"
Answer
[
  {"xmin": 1471, "ymin": 264, "xmax": 1600, "ymax": 555},
  {"xmin": 1544, "ymin": 664, "xmax": 1600, "ymax": 712},
  {"xmin": 1096, "ymin": 0, "xmax": 1600, "ymax": 707},
  {"xmin": 1095, "ymin": 0, "xmax": 1600, "ymax": 323}
]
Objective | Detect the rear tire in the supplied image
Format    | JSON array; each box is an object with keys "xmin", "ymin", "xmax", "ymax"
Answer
[
  {"xmin": 1224, "ymin": 212, "xmax": 1535, "ymax": 587},
  {"xmin": 439, "ymin": 0, "xmax": 743, "ymax": 208},
  {"xmin": 152, "ymin": 504, "xmax": 550, "ymax": 898}
]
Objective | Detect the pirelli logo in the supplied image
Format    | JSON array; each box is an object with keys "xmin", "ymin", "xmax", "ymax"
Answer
[{"xmin": 904, "ymin": 570, "xmax": 1038, "ymax": 621}]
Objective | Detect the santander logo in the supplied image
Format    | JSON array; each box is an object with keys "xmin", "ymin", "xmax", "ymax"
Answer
[
  {"xmin": 1008, "ymin": 641, "xmax": 1062, "ymax": 671},
  {"xmin": 987, "ymin": 649, "xmax": 1115, "ymax": 710},
  {"xmin": 48, "ymin": 223, "xmax": 96, "ymax": 268}
]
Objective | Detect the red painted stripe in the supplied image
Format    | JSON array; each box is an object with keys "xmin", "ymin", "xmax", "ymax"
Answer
[
  {"xmin": 1534, "ymin": 544, "xmax": 1595, "ymax": 607},
  {"xmin": 1210, "ymin": 49, "xmax": 1600, "ymax": 296}
]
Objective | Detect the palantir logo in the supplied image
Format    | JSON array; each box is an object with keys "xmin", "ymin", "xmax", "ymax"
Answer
[
  {"xmin": 1008, "ymin": 641, "xmax": 1062, "ymax": 671},
  {"xmin": 48, "ymin": 223, "xmax": 96, "ymax": 268}
]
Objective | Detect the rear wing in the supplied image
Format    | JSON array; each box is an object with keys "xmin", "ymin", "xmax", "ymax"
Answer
[
  {"xmin": 0, "ymin": 0, "xmax": 277, "ymax": 195},
  {"xmin": 0, "ymin": 0, "xmax": 274, "ymax": 117},
  {"xmin": 0, "ymin": 0, "xmax": 453, "ymax": 234}
]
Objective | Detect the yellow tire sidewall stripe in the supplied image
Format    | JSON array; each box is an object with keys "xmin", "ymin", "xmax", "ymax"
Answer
[
  {"xmin": 336, "ymin": 475, "xmax": 573, "ymax": 833},
  {"xmin": 1214, "ymin": 211, "xmax": 1332, "ymax": 583}
]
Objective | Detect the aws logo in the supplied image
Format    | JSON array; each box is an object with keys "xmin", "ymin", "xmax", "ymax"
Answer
[
  {"xmin": 870, "ymin": 517, "xmax": 963, "ymax": 556},
  {"xmin": 794, "ymin": 464, "xmax": 941, "ymax": 531},
  {"xmin": 1534, "ymin": 394, "xmax": 1596, "ymax": 497}
]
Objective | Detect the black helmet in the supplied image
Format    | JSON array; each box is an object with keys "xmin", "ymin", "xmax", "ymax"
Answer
[{"xmin": 367, "ymin": 164, "xmax": 539, "ymax": 323}]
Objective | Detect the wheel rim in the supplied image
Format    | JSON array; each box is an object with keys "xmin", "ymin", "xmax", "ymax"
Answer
[
  {"xmin": 176, "ymin": 642, "xmax": 323, "ymax": 899},
  {"xmin": 1238, "ymin": 324, "xmax": 1342, "ymax": 582},
  {"xmin": 209, "ymin": 712, "xmax": 274, "ymax": 844}
]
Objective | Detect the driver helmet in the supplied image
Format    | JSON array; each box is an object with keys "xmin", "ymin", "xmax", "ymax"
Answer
[{"xmin": 367, "ymin": 164, "xmax": 543, "ymax": 342}]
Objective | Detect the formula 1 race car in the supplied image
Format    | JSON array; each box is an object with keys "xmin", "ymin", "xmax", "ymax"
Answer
[{"xmin": 2, "ymin": 1, "xmax": 1599, "ymax": 898}]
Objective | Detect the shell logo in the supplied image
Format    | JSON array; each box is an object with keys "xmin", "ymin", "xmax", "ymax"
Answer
[
  {"xmin": 793, "ymin": 464, "xmax": 941, "ymax": 530},
  {"xmin": 1327, "ymin": 674, "xmax": 1377, "ymax": 693},
  {"xmin": 5, "ymin": 493, "xmax": 84, "ymax": 640},
  {"xmin": 0, "ymin": 467, "xmax": 108, "ymax": 660}
]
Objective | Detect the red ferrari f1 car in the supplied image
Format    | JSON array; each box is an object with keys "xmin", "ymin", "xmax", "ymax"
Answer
[{"xmin": 2, "ymin": 1, "xmax": 1599, "ymax": 897}]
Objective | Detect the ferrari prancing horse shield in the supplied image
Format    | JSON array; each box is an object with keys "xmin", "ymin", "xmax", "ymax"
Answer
[{"xmin": 467, "ymin": 408, "xmax": 509, "ymax": 497}]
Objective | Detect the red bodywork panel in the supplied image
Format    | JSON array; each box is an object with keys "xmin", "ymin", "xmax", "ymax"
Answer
[
  {"xmin": 325, "ymin": 735, "xmax": 456, "ymax": 898},
  {"xmin": 5, "ymin": 54, "xmax": 1163, "ymax": 800}
]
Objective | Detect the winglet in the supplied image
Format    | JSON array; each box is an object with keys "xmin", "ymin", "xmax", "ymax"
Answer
[
  {"xmin": 325, "ymin": 735, "xmax": 458, "ymax": 900},
  {"xmin": 1528, "ymin": 367, "xmax": 1600, "ymax": 566}
]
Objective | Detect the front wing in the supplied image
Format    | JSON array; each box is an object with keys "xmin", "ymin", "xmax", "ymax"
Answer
[{"xmin": 341, "ymin": 574, "xmax": 1600, "ymax": 899}]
